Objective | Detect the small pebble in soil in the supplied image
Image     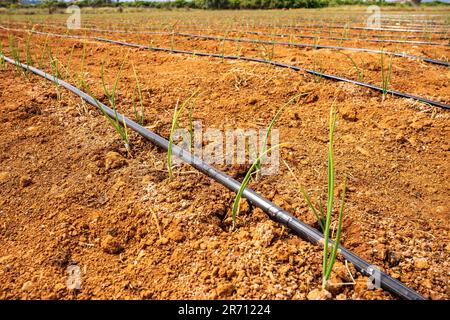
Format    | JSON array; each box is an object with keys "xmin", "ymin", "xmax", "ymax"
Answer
[
  {"xmin": 140, "ymin": 290, "xmax": 153, "ymax": 299},
  {"xmin": 167, "ymin": 229, "xmax": 185, "ymax": 243},
  {"xmin": 326, "ymin": 274, "xmax": 345, "ymax": 295},
  {"xmin": 20, "ymin": 175, "xmax": 32, "ymax": 187},
  {"xmin": 307, "ymin": 288, "xmax": 332, "ymax": 300},
  {"xmin": 21, "ymin": 281, "xmax": 34, "ymax": 292},
  {"xmin": 101, "ymin": 235, "xmax": 124, "ymax": 254},
  {"xmin": 0, "ymin": 172, "xmax": 10, "ymax": 184},
  {"xmin": 105, "ymin": 151, "xmax": 126, "ymax": 171},
  {"xmin": 216, "ymin": 283, "xmax": 235, "ymax": 297},
  {"xmin": 157, "ymin": 237, "xmax": 169, "ymax": 245},
  {"xmin": 341, "ymin": 105, "xmax": 358, "ymax": 122},
  {"xmin": 414, "ymin": 258, "xmax": 429, "ymax": 270},
  {"xmin": 54, "ymin": 283, "xmax": 66, "ymax": 292},
  {"xmin": 336, "ymin": 293, "xmax": 347, "ymax": 300},
  {"xmin": 434, "ymin": 206, "xmax": 447, "ymax": 216}
]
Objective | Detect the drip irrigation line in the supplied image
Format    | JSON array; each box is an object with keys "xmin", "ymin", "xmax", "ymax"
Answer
[
  {"xmin": 342, "ymin": 25, "xmax": 449, "ymax": 33},
  {"xmin": 6, "ymin": 14, "xmax": 447, "ymax": 27},
  {"xmin": 175, "ymin": 32, "xmax": 449, "ymax": 67},
  {"xmin": 1, "ymin": 27, "xmax": 448, "ymax": 109},
  {"xmin": 0, "ymin": 26, "xmax": 87, "ymax": 40},
  {"xmin": 5, "ymin": 24, "xmax": 446, "ymax": 66},
  {"xmin": 177, "ymin": 25, "xmax": 450, "ymax": 41},
  {"xmin": 243, "ymin": 30, "xmax": 450, "ymax": 47},
  {"xmin": 95, "ymin": 38, "xmax": 450, "ymax": 110},
  {"xmin": 0, "ymin": 54, "xmax": 426, "ymax": 301},
  {"xmin": 3, "ymin": 21, "xmax": 450, "ymax": 43},
  {"xmin": 270, "ymin": 23, "xmax": 450, "ymax": 34}
]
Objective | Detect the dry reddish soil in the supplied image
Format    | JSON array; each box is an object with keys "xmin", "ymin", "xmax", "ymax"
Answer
[
  {"xmin": 0, "ymin": 11, "xmax": 449, "ymax": 300},
  {"xmin": 1, "ymin": 22, "xmax": 449, "ymax": 103}
]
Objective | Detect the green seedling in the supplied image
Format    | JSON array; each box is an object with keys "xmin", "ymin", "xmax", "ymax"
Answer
[
  {"xmin": 88, "ymin": 84, "xmax": 130, "ymax": 155},
  {"xmin": 338, "ymin": 51, "xmax": 364, "ymax": 82},
  {"xmin": 311, "ymin": 37, "xmax": 326, "ymax": 83},
  {"xmin": 170, "ymin": 22, "xmax": 178, "ymax": 52},
  {"xmin": 38, "ymin": 35, "xmax": 49, "ymax": 70},
  {"xmin": 188, "ymin": 102, "xmax": 194, "ymax": 149},
  {"xmin": 100, "ymin": 60, "xmax": 125, "ymax": 107},
  {"xmin": 220, "ymin": 31, "xmax": 228, "ymax": 63},
  {"xmin": 167, "ymin": 90, "xmax": 199, "ymax": 179},
  {"xmin": 131, "ymin": 62, "xmax": 145, "ymax": 125},
  {"xmin": 231, "ymin": 143, "xmax": 285, "ymax": 229},
  {"xmin": 8, "ymin": 34, "xmax": 21, "ymax": 73},
  {"xmin": 65, "ymin": 44, "xmax": 76, "ymax": 80},
  {"xmin": 343, "ymin": 24, "xmax": 349, "ymax": 38},
  {"xmin": 301, "ymin": 106, "xmax": 347, "ymax": 289},
  {"xmin": 255, "ymin": 93, "xmax": 306, "ymax": 178},
  {"xmin": 171, "ymin": 30, "xmax": 175, "ymax": 51},
  {"xmin": 47, "ymin": 45, "xmax": 62, "ymax": 100},
  {"xmin": 312, "ymin": 56, "xmax": 325, "ymax": 83},
  {"xmin": 288, "ymin": 33, "xmax": 294, "ymax": 47},
  {"xmin": 300, "ymin": 184, "xmax": 326, "ymax": 231},
  {"xmin": 380, "ymin": 50, "xmax": 393, "ymax": 100},
  {"xmin": 0, "ymin": 43, "xmax": 6, "ymax": 70},
  {"xmin": 47, "ymin": 45, "xmax": 61, "ymax": 79},
  {"xmin": 338, "ymin": 30, "xmax": 345, "ymax": 47},
  {"xmin": 313, "ymin": 36, "xmax": 320, "ymax": 49},
  {"xmin": 99, "ymin": 59, "xmax": 130, "ymax": 154},
  {"xmin": 234, "ymin": 32, "xmax": 242, "ymax": 56},
  {"xmin": 77, "ymin": 42, "xmax": 87, "ymax": 90},
  {"xmin": 25, "ymin": 32, "xmax": 33, "ymax": 71},
  {"xmin": 270, "ymin": 33, "xmax": 276, "ymax": 61}
]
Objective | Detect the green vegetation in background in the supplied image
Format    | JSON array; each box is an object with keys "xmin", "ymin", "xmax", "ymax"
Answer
[{"xmin": 1, "ymin": 1, "xmax": 448, "ymax": 10}]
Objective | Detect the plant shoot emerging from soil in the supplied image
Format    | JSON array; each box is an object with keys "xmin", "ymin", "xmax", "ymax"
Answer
[
  {"xmin": 167, "ymin": 90, "xmax": 199, "ymax": 179},
  {"xmin": 231, "ymin": 143, "xmax": 285, "ymax": 230},
  {"xmin": 339, "ymin": 51, "xmax": 364, "ymax": 82},
  {"xmin": 0, "ymin": 43, "xmax": 6, "ymax": 70},
  {"xmin": 93, "ymin": 59, "xmax": 131, "ymax": 154},
  {"xmin": 380, "ymin": 50, "xmax": 393, "ymax": 100},
  {"xmin": 299, "ymin": 106, "xmax": 347, "ymax": 288},
  {"xmin": 131, "ymin": 62, "xmax": 145, "ymax": 126},
  {"xmin": 255, "ymin": 93, "xmax": 306, "ymax": 178},
  {"xmin": 8, "ymin": 34, "xmax": 21, "ymax": 74}
]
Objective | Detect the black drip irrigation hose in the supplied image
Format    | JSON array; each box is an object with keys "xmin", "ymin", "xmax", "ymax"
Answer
[
  {"xmin": 243, "ymin": 30, "xmax": 450, "ymax": 47},
  {"xmin": 0, "ymin": 54, "xmax": 426, "ymax": 300},
  {"xmin": 255, "ymin": 22, "xmax": 450, "ymax": 34},
  {"xmin": 49, "ymin": 23, "xmax": 450, "ymax": 41},
  {"xmin": 1, "ymin": 27, "xmax": 448, "ymax": 109},
  {"xmin": 175, "ymin": 33, "xmax": 450, "ymax": 67},
  {"xmin": 3, "ymin": 22, "xmax": 450, "ymax": 45},
  {"xmin": 224, "ymin": 28, "xmax": 450, "ymax": 41},
  {"xmin": 94, "ymin": 37, "xmax": 450, "ymax": 110},
  {"xmin": 3, "ymin": 25, "xmax": 447, "ymax": 66}
]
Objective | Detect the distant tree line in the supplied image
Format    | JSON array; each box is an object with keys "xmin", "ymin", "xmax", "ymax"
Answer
[
  {"xmin": 1, "ymin": 0, "xmax": 336, "ymax": 9},
  {"xmin": 1, "ymin": 0, "xmax": 447, "ymax": 10}
]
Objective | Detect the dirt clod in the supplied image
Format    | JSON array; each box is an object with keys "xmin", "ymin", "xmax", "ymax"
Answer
[
  {"xmin": 105, "ymin": 151, "xmax": 126, "ymax": 171},
  {"xmin": 414, "ymin": 258, "xmax": 429, "ymax": 270},
  {"xmin": 101, "ymin": 235, "xmax": 124, "ymax": 254},
  {"xmin": 307, "ymin": 288, "xmax": 332, "ymax": 300},
  {"xmin": 20, "ymin": 175, "xmax": 32, "ymax": 187},
  {"xmin": 340, "ymin": 105, "xmax": 358, "ymax": 122},
  {"xmin": 21, "ymin": 281, "xmax": 34, "ymax": 292},
  {"xmin": 216, "ymin": 283, "xmax": 235, "ymax": 297},
  {"xmin": 0, "ymin": 172, "xmax": 10, "ymax": 184},
  {"xmin": 167, "ymin": 229, "xmax": 185, "ymax": 243}
]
